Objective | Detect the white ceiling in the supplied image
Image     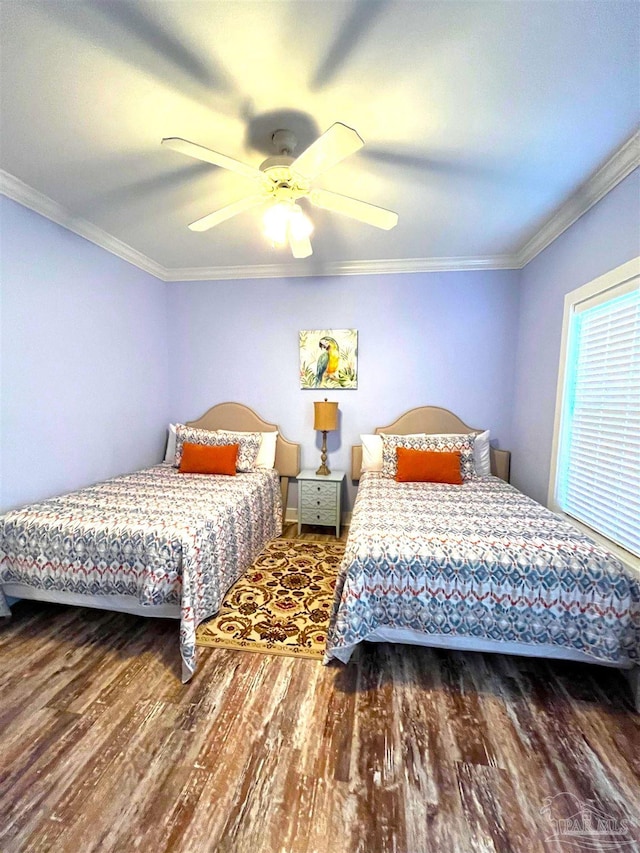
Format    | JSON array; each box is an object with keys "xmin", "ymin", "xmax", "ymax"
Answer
[{"xmin": 1, "ymin": 0, "xmax": 639, "ymax": 281}]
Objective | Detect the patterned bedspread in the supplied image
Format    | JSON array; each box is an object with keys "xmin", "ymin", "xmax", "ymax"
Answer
[
  {"xmin": 0, "ymin": 465, "xmax": 282, "ymax": 680},
  {"xmin": 325, "ymin": 473, "xmax": 640, "ymax": 667}
]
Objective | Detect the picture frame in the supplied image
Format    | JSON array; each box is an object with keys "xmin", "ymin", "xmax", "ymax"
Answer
[{"xmin": 299, "ymin": 329, "xmax": 358, "ymax": 390}]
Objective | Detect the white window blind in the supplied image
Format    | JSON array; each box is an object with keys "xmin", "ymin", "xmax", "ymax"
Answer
[{"xmin": 557, "ymin": 284, "xmax": 640, "ymax": 557}]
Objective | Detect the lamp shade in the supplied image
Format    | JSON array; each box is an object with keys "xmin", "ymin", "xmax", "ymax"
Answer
[{"xmin": 314, "ymin": 399, "xmax": 338, "ymax": 431}]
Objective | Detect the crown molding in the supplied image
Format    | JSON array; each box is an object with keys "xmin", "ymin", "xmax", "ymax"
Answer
[
  {"xmin": 3, "ymin": 129, "xmax": 638, "ymax": 281},
  {"xmin": 0, "ymin": 171, "xmax": 166, "ymax": 280},
  {"xmin": 165, "ymin": 254, "xmax": 518, "ymax": 282},
  {"xmin": 1, "ymin": 169, "xmax": 516, "ymax": 280},
  {"xmin": 515, "ymin": 129, "xmax": 640, "ymax": 267}
]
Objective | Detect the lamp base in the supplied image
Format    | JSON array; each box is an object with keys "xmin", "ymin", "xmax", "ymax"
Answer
[{"xmin": 316, "ymin": 430, "xmax": 330, "ymax": 476}]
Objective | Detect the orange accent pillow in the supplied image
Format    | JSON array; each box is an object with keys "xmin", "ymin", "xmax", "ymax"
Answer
[
  {"xmin": 395, "ymin": 448, "xmax": 463, "ymax": 484},
  {"xmin": 179, "ymin": 442, "xmax": 238, "ymax": 475}
]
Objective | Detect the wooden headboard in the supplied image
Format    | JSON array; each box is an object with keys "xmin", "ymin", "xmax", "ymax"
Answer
[
  {"xmin": 351, "ymin": 406, "xmax": 511, "ymax": 482},
  {"xmin": 186, "ymin": 402, "xmax": 300, "ymax": 507}
]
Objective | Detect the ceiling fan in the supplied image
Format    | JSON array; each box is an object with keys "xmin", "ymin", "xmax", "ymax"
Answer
[{"xmin": 161, "ymin": 123, "xmax": 398, "ymax": 259}]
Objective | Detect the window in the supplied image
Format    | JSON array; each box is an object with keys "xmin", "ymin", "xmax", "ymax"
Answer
[{"xmin": 549, "ymin": 257, "xmax": 639, "ymax": 566}]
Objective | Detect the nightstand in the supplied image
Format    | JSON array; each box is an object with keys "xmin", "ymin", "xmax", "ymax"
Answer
[{"xmin": 297, "ymin": 469, "xmax": 345, "ymax": 537}]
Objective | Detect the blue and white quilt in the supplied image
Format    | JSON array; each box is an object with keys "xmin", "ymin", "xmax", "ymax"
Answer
[
  {"xmin": 0, "ymin": 465, "xmax": 282, "ymax": 680},
  {"xmin": 325, "ymin": 473, "xmax": 640, "ymax": 668}
]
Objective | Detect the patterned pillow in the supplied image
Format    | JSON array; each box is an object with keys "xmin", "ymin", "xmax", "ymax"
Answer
[
  {"xmin": 381, "ymin": 433, "xmax": 477, "ymax": 480},
  {"xmin": 216, "ymin": 430, "xmax": 263, "ymax": 472},
  {"xmin": 174, "ymin": 425, "xmax": 261, "ymax": 472}
]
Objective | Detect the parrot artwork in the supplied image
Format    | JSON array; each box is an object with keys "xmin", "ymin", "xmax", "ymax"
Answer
[{"xmin": 315, "ymin": 336, "xmax": 340, "ymax": 386}]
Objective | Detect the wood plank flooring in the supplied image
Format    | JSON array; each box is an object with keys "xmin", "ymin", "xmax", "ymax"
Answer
[{"xmin": 1, "ymin": 525, "xmax": 639, "ymax": 853}]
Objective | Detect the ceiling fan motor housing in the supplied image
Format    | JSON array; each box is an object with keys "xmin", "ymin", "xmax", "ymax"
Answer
[
  {"xmin": 259, "ymin": 156, "xmax": 310, "ymax": 201},
  {"xmin": 256, "ymin": 129, "xmax": 310, "ymax": 199},
  {"xmin": 259, "ymin": 155, "xmax": 295, "ymax": 172}
]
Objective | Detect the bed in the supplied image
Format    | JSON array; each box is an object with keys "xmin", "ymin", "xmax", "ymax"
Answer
[
  {"xmin": 325, "ymin": 406, "xmax": 640, "ymax": 708},
  {"xmin": 0, "ymin": 402, "xmax": 300, "ymax": 681}
]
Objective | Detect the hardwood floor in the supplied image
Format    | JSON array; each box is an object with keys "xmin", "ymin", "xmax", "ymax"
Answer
[{"xmin": 1, "ymin": 526, "xmax": 639, "ymax": 853}]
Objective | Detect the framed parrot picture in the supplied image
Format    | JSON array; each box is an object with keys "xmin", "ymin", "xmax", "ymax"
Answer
[{"xmin": 299, "ymin": 329, "xmax": 358, "ymax": 389}]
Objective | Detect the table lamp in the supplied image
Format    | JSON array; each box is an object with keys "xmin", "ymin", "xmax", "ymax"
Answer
[{"xmin": 314, "ymin": 398, "xmax": 339, "ymax": 475}]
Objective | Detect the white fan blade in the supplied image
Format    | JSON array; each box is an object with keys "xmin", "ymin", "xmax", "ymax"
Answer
[
  {"xmin": 310, "ymin": 189, "xmax": 398, "ymax": 230},
  {"xmin": 162, "ymin": 137, "xmax": 264, "ymax": 181},
  {"xmin": 288, "ymin": 230, "xmax": 313, "ymax": 259},
  {"xmin": 188, "ymin": 194, "xmax": 264, "ymax": 232},
  {"xmin": 291, "ymin": 123, "xmax": 364, "ymax": 181}
]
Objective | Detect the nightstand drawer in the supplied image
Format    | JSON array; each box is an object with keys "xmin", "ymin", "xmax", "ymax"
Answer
[
  {"xmin": 299, "ymin": 480, "xmax": 339, "ymax": 503},
  {"xmin": 299, "ymin": 507, "xmax": 338, "ymax": 526},
  {"xmin": 300, "ymin": 488, "xmax": 338, "ymax": 509}
]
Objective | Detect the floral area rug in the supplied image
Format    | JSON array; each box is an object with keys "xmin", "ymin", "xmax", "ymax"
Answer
[{"xmin": 195, "ymin": 538, "xmax": 345, "ymax": 660}]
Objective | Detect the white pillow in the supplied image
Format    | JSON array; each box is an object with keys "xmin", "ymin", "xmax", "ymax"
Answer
[
  {"xmin": 164, "ymin": 423, "xmax": 177, "ymax": 463},
  {"xmin": 219, "ymin": 430, "xmax": 278, "ymax": 469},
  {"xmin": 474, "ymin": 429, "xmax": 491, "ymax": 476},
  {"xmin": 360, "ymin": 434, "xmax": 384, "ymax": 472}
]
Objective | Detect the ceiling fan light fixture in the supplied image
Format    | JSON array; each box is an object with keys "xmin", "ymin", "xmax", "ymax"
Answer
[
  {"xmin": 263, "ymin": 201, "xmax": 291, "ymax": 246},
  {"xmin": 263, "ymin": 201, "xmax": 313, "ymax": 249},
  {"xmin": 289, "ymin": 204, "xmax": 314, "ymax": 241}
]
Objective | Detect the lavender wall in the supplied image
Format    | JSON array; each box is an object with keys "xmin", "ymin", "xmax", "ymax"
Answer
[
  {"xmin": 510, "ymin": 168, "xmax": 640, "ymax": 505},
  {"xmin": 0, "ymin": 197, "xmax": 171, "ymax": 511},
  {"xmin": 5, "ymin": 166, "xmax": 634, "ymax": 518},
  {"xmin": 167, "ymin": 270, "xmax": 521, "ymax": 510}
]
